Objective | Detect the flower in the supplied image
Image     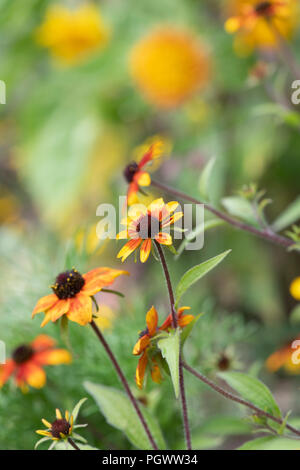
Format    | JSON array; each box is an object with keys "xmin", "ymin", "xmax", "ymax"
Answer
[
  {"xmin": 0, "ymin": 335, "xmax": 71, "ymax": 390},
  {"xmin": 36, "ymin": 3, "xmax": 109, "ymax": 65},
  {"xmin": 290, "ymin": 277, "xmax": 300, "ymax": 301},
  {"xmin": 124, "ymin": 137, "xmax": 171, "ymax": 206},
  {"xmin": 32, "ymin": 267, "xmax": 128, "ymax": 327},
  {"xmin": 224, "ymin": 0, "xmax": 299, "ymax": 54},
  {"xmin": 266, "ymin": 336, "xmax": 300, "ymax": 373},
  {"xmin": 129, "ymin": 26, "xmax": 211, "ymax": 108},
  {"xmin": 117, "ymin": 198, "xmax": 183, "ymax": 263},
  {"xmin": 133, "ymin": 306, "xmax": 194, "ymax": 388},
  {"xmin": 35, "ymin": 399, "xmax": 87, "ymax": 449}
]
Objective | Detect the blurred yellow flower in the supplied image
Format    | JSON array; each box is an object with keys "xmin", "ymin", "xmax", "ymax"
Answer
[
  {"xmin": 290, "ymin": 277, "xmax": 300, "ymax": 301},
  {"xmin": 225, "ymin": 0, "xmax": 299, "ymax": 55},
  {"xmin": 129, "ymin": 26, "xmax": 211, "ymax": 109},
  {"xmin": 36, "ymin": 3, "xmax": 109, "ymax": 65}
]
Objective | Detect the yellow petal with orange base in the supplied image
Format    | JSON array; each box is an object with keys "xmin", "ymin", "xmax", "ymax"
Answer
[
  {"xmin": 82, "ymin": 267, "xmax": 129, "ymax": 296},
  {"xmin": 48, "ymin": 299, "xmax": 70, "ymax": 323},
  {"xmin": 155, "ymin": 232, "xmax": 172, "ymax": 246},
  {"xmin": 133, "ymin": 335, "xmax": 150, "ymax": 355},
  {"xmin": 136, "ymin": 351, "xmax": 148, "ymax": 389},
  {"xmin": 32, "ymin": 294, "xmax": 58, "ymax": 317},
  {"xmin": 117, "ymin": 238, "xmax": 142, "ymax": 262},
  {"xmin": 140, "ymin": 239, "xmax": 152, "ymax": 263},
  {"xmin": 67, "ymin": 294, "xmax": 93, "ymax": 326},
  {"xmin": 151, "ymin": 359, "xmax": 162, "ymax": 384},
  {"xmin": 24, "ymin": 364, "xmax": 47, "ymax": 389},
  {"xmin": 178, "ymin": 314, "xmax": 194, "ymax": 327},
  {"xmin": 31, "ymin": 334, "xmax": 56, "ymax": 350},
  {"xmin": 146, "ymin": 306, "xmax": 158, "ymax": 337},
  {"xmin": 34, "ymin": 348, "xmax": 72, "ymax": 365},
  {"xmin": 136, "ymin": 171, "xmax": 151, "ymax": 187}
]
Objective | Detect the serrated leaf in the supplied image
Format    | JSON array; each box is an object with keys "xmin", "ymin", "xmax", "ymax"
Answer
[
  {"xmin": 198, "ymin": 157, "xmax": 216, "ymax": 201},
  {"xmin": 238, "ymin": 436, "xmax": 300, "ymax": 450},
  {"xmin": 84, "ymin": 382, "xmax": 166, "ymax": 450},
  {"xmin": 175, "ymin": 250, "xmax": 231, "ymax": 306},
  {"xmin": 222, "ymin": 196, "xmax": 258, "ymax": 226},
  {"xmin": 219, "ymin": 371, "xmax": 281, "ymax": 418},
  {"xmin": 272, "ymin": 196, "xmax": 300, "ymax": 232},
  {"xmin": 157, "ymin": 329, "xmax": 180, "ymax": 398}
]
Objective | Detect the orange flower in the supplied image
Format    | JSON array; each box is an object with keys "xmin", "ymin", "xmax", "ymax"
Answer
[
  {"xmin": 32, "ymin": 267, "xmax": 128, "ymax": 327},
  {"xmin": 266, "ymin": 336, "xmax": 300, "ymax": 374},
  {"xmin": 133, "ymin": 306, "xmax": 194, "ymax": 389},
  {"xmin": 225, "ymin": 0, "xmax": 299, "ymax": 54},
  {"xmin": 124, "ymin": 137, "xmax": 170, "ymax": 206},
  {"xmin": 0, "ymin": 335, "xmax": 72, "ymax": 390},
  {"xmin": 117, "ymin": 198, "xmax": 183, "ymax": 263}
]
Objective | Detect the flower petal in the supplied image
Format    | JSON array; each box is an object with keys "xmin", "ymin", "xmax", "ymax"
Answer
[
  {"xmin": 266, "ymin": 347, "xmax": 290, "ymax": 372},
  {"xmin": 40, "ymin": 312, "xmax": 53, "ymax": 328},
  {"xmin": 162, "ymin": 211, "xmax": 183, "ymax": 227},
  {"xmin": 155, "ymin": 232, "xmax": 172, "ymax": 245},
  {"xmin": 178, "ymin": 314, "xmax": 194, "ymax": 328},
  {"xmin": 17, "ymin": 363, "xmax": 46, "ymax": 389},
  {"xmin": 146, "ymin": 306, "xmax": 158, "ymax": 337},
  {"xmin": 151, "ymin": 359, "xmax": 162, "ymax": 384},
  {"xmin": 48, "ymin": 299, "xmax": 70, "ymax": 323},
  {"xmin": 82, "ymin": 267, "xmax": 129, "ymax": 296},
  {"xmin": 117, "ymin": 239, "xmax": 142, "ymax": 262},
  {"xmin": 135, "ymin": 171, "xmax": 151, "ymax": 187},
  {"xmin": 32, "ymin": 294, "xmax": 58, "ymax": 317},
  {"xmin": 140, "ymin": 239, "xmax": 152, "ymax": 263},
  {"xmin": 127, "ymin": 182, "xmax": 139, "ymax": 206},
  {"xmin": 136, "ymin": 351, "xmax": 148, "ymax": 389},
  {"xmin": 67, "ymin": 294, "xmax": 93, "ymax": 325},
  {"xmin": 34, "ymin": 348, "xmax": 72, "ymax": 366},
  {"xmin": 132, "ymin": 335, "xmax": 150, "ymax": 355},
  {"xmin": 31, "ymin": 334, "xmax": 56, "ymax": 352},
  {"xmin": 0, "ymin": 359, "xmax": 16, "ymax": 387}
]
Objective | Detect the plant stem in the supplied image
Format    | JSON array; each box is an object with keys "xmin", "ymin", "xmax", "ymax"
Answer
[
  {"xmin": 182, "ymin": 361, "xmax": 300, "ymax": 438},
  {"xmin": 154, "ymin": 241, "xmax": 192, "ymax": 450},
  {"xmin": 68, "ymin": 438, "xmax": 81, "ymax": 450},
  {"xmin": 151, "ymin": 179, "xmax": 294, "ymax": 250},
  {"xmin": 90, "ymin": 319, "xmax": 158, "ymax": 450}
]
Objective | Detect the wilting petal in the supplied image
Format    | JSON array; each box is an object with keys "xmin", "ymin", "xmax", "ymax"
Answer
[
  {"xmin": 146, "ymin": 306, "xmax": 158, "ymax": 337},
  {"xmin": 135, "ymin": 171, "xmax": 151, "ymax": 187},
  {"xmin": 155, "ymin": 232, "xmax": 172, "ymax": 245},
  {"xmin": 48, "ymin": 299, "xmax": 70, "ymax": 323},
  {"xmin": 178, "ymin": 314, "xmax": 194, "ymax": 328},
  {"xmin": 67, "ymin": 294, "xmax": 93, "ymax": 326},
  {"xmin": 32, "ymin": 294, "xmax": 58, "ymax": 317},
  {"xmin": 117, "ymin": 239, "xmax": 142, "ymax": 262},
  {"xmin": 0, "ymin": 360, "xmax": 16, "ymax": 387},
  {"xmin": 34, "ymin": 349, "xmax": 72, "ymax": 366},
  {"xmin": 31, "ymin": 335, "xmax": 56, "ymax": 352},
  {"xmin": 136, "ymin": 351, "xmax": 148, "ymax": 389},
  {"xmin": 17, "ymin": 363, "xmax": 46, "ymax": 389},
  {"xmin": 82, "ymin": 267, "xmax": 128, "ymax": 296},
  {"xmin": 140, "ymin": 239, "xmax": 152, "ymax": 263},
  {"xmin": 133, "ymin": 335, "xmax": 150, "ymax": 355},
  {"xmin": 151, "ymin": 359, "xmax": 162, "ymax": 384}
]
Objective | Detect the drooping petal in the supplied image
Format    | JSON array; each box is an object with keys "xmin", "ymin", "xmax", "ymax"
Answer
[
  {"xmin": 117, "ymin": 238, "xmax": 142, "ymax": 262},
  {"xmin": 146, "ymin": 306, "xmax": 158, "ymax": 337},
  {"xmin": 159, "ymin": 314, "xmax": 172, "ymax": 331},
  {"xmin": 31, "ymin": 334, "xmax": 56, "ymax": 352},
  {"xmin": 127, "ymin": 182, "xmax": 139, "ymax": 206},
  {"xmin": 48, "ymin": 299, "xmax": 70, "ymax": 323},
  {"xmin": 32, "ymin": 294, "xmax": 58, "ymax": 317},
  {"xmin": 34, "ymin": 348, "xmax": 72, "ymax": 366},
  {"xmin": 151, "ymin": 358, "xmax": 162, "ymax": 384},
  {"xmin": 135, "ymin": 171, "xmax": 151, "ymax": 187},
  {"xmin": 178, "ymin": 314, "xmax": 194, "ymax": 328},
  {"xmin": 140, "ymin": 239, "xmax": 152, "ymax": 263},
  {"xmin": 40, "ymin": 312, "xmax": 53, "ymax": 328},
  {"xmin": 155, "ymin": 232, "xmax": 172, "ymax": 245},
  {"xmin": 17, "ymin": 362, "xmax": 46, "ymax": 389},
  {"xmin": 82, "ymin": 267, "xmax": 128, "ymax": 296},
  {"xmin": 136, "ymin": 351, "xmax": 148, "ymax": 389},
  {"xmin": 132, "ymin": 335, "xmax": 150, "ymax": 355},
  {"xmin": 67, "ymin": 294, "xmax": 93, "ymax": 326},
  {"xmin": 0, "ymin": 359, "xmax": 16, "ymax": 387}
]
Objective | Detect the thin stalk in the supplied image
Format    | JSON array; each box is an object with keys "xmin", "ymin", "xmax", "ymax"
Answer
[
  {"xmin": 90, "ymin": 319, "xmax": 158, "ymax": 450},
  {"xmin": 151, "ymin": 179, "xmax": 294, "ymax": 250},
  {"xmin": 182, "ymin": 361, "xmax": 300, "ymax": 438},
  {"xmin": 68, "ymin": 438, "xmax": 81, "ymax": 450},
  {"xmin": 154, "ymin": 241, "xmax": 192, "ymax": 450}
]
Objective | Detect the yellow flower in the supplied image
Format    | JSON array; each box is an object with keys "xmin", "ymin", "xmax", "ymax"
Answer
[
  {"xmin": 129, "ymin": 26, "xmax": 211, "ymax": 108},
  {"xmin": 36, "ymin": 3, "xmax": 109, "ymax": 65},
  {"xmin": 290, "ymin": 277, "xmax": 300, "ymax": 301},
  {"xmin": 117, "ymin": 198, "xmax": 183, "ymax": 263},
  {"xmin": 224, "ymin": 0, "xmax": 299, "ymax": 55}
]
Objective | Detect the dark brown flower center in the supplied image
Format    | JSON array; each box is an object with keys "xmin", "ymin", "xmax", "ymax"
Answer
[
  {"xmin": 255, "ymin": 1, "xmax": 272, "ymax": 15},
  {"xmin": 136, "ymin": 215, "xmax": 161, "ymax": 239},
  {"xmin": 12, "ymin": 345, "xmax": 34, "ymax": 364},
  {"xmin": 52, "ymin": 269, "xmax": 85, "ymax": 299},
  {"xmin": 51, "ymin": 419, "xmax": 71, "ymax": 438},
  {"xmin": 124, "ymin": 162, "xmax": 139, "ymax": 183},
  {"xmin": 217, "ymin": 354, "xmax": 231, "ymax": 371}
]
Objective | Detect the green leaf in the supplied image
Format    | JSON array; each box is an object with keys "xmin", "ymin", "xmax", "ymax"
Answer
[
  {"xmin": 175, "ymin": 219, "xmax": 225, "ymax": 259},
  {"xmin": 54, "ymin": 442, "xmax": 99, "ymax": 450},
  {"xmin": 238, "ymin": 436, "xmax": 300, "ymax": 450},
  {"xmin": 34, "ymin": 437, "xmax": 52, "ymax": 449},
  {"xmin": 222, "ymin": 196, "xmax": 258, "ymax": 226},
  {"xmin": 157, "ymin": 329, "xmax": 180, "ymax": 398},
  {"xmin": 84, "ymin": 382, "xmax": 166, "ymax": 450},
  {"xmin": 272, "ymin": 196, "xmax": 300, "ymax": 232},
  {"xmin": 290, "ymin": 305, "xmax": 300, "ymax": 324},
  {"xmin": 200, "ymin": 416, "xmax": 253, "ymax": 436},
  {"xmin": 219, "ymin": 371, "xmax": 281, "ymax": 418},
  {"xmin": 175, "ymin": 250, "xmax": 231, "ymax": 306},
  {"xmin": 71, "ymin": 397, "xmax": 88, "ymax": 423},
  {"xmin": 198, "ymin": 157, "xmax": 216, "ymax": 201}
]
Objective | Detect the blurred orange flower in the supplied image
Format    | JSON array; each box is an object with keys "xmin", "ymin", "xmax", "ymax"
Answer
[
  {"xmin": 130, "ymin": 26, "xmax": 211, "ymax": 108},
  {"xmin": 225, "ymin": 0, "xmax": 299, "ymax": 54},
  {"xmin": 117, "ymin": 198, "xmax": 183, "ymax": 263},
  {"xmin": 0, "ymin": 335, "xmax": 71, "ymax": 390},
  {"xmin": 32, "ymin": 267, "xmax": 128, "ymax": 327},
  {"xmin": 36, "ymin": 3, "xmax": 109, "ymax": 65},
  {"xmin": 266, "ymin": 336, "xmax": 300, "ymax": 373},
  {"xmin": 133, "ymin": 306, "xmax": 194, "ymax": 388}
]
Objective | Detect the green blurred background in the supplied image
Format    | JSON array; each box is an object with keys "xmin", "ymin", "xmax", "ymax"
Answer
[{"xmin": 0, "ymin": 0, "xmax": 300, "ymax": 450}]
